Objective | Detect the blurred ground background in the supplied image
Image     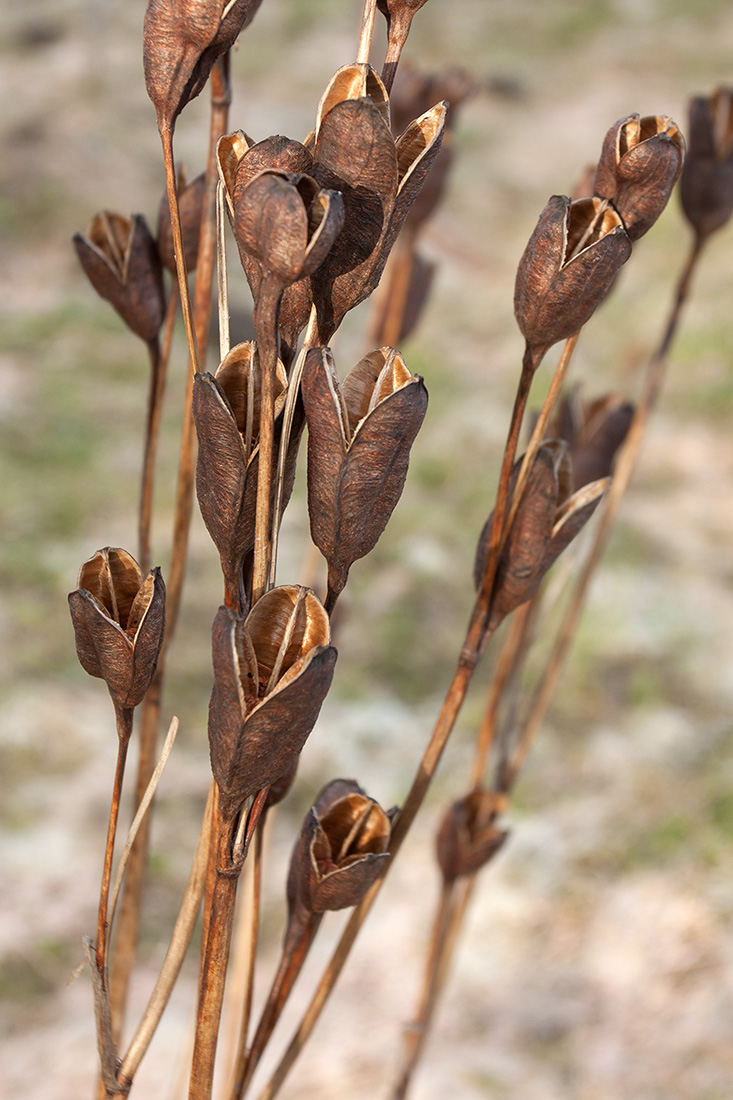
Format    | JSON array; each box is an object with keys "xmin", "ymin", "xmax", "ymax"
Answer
[{"xmin": 2, "ymin": 1, "xmax": 733, "ymax": 1098}]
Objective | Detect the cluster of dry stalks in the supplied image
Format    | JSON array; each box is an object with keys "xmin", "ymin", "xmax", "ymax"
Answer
[{"xmin": 67, "ymin": 1, "xmax": 733, "ymax": 1097}]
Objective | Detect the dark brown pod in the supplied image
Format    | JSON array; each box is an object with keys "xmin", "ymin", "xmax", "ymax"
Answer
[
  {"xmin": 594, "ymin": 113, "xmax": 685, "ymax": 240},
  {"xmin": 436, "ymin": 789, "xmax": 508, "ymax": 882},
  {"xmin": 68, "ymin": 547, "xmax": 165, "ymax": 715},
  {"xmin": 474, "ymin": 443, "xmax": 607, "ymax": 631},
  {"xmin": 551, "ymin": 388, "xmax": 634, "ymax": 491},
  {"xmin": 288, "ymin": 780, "xmax": 391, "ymax": 915},
  {"xmin": 143, "ymin": 0, "xmax": 263, "ymax": 132},
  {"xmin": 208, "ymin": 588, "xmax": 336, "ymax": 820},
  {"xmin": 74, "ymin": 212, "xmax": 165, "ymax": 344},
  {"xmin": 514, "ymin": 195, "xmax": 632, "ymax": 363},
  {"xmin": 302, "ymin": 346, "xmax": 428, "ymax": 609},
  {"xmin": 157, "ymin": 170, "xmax": 206, "ymax": 274},
  {"xmin": 680, "ymin": 88, "xmax": 733, "ymax": 241}
]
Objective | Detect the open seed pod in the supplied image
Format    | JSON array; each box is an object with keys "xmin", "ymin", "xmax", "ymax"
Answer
[
  {"xmin": 287, "ymin": 779, "xmax": 391, "ymax": 915},
  {"xmin": 302, "ymin": 346, "xmax": 428, "ymax": 610},
  {"xmin": 208, "ymin": 587, "xmax": 337, "ymax": 821},
  {"xmin": 69, "ymin": 547, "xmax": 166, "ymax": 716},
  {"xmin": 157, "ymin": 169, "xmax": 206, "ymax": 274},
  {"xmin": 143, "ymin": 0, "xmax": 263, "ymax": 132},
  {"xmin": 436, "ymin": 789, "xmax": 508, "ymax": 882},
  {"xmin": 314, "ymin": 63, "xmax": 391, "ymax": 140},
  {"xmin": 514, "ymin": 195, "xmax": 632, "ymax": 366},
  {"xmin": 74, "ymin": 211, "xmax": 165, "ymax": 344},
  {"xmin": 193, "ymin": 344, "xmax": 291, "ymax": 602},
  {"xmin": 474, "ymin": 442, "xmax": 608, "ymax": 632},
  {"xmin": 550, "ymin": 388, "xmax": 634, "ymax": 491},
  {"xmin": 594, "ymin": 113, "xmax": 685, "ymax": 241},
  {"xmin": 310, "ymin": 96, "xmax": 446, "ymax": 342},
  {"xmin": 680, "ymin": 88, "xmax": 733, "ymax": 241}
]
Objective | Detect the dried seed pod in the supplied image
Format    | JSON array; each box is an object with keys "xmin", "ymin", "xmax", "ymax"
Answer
[
  {"xmin": 311, "ymin": 96, "xmax": 446, "ymax": 342},
  {"xmin": 436, "ymin": 790, "xmax": 508, "ymax": 882},
  {"xmin": 680, "ymin": 88, "xmax": 733, "ymax": 241},
  {"xmin": 208, "ymin": 587, "xmax": 336, "ymax": 820},
  {"xmin": 288, "ymin": 779, "xmax": 391, "ymax": 915},
  {"xmin": 74, "ymin": 212, "xmax": 165, "ymax": 344},
  {"xmin": 314, "ymin": 63, "xmax": 391, "ymax": 138},
  {"xmin": 143, "ymin": 0, "xmax": 263, "ymax": 132},
  {"xmin": 594, "ymin": 113, "xmax": 685, "ymax": 240},
  {"xmin": 157, "ymin": 169, "xmax": 206, "ymax": 273},
  {"xmin": 474, "ymin": 443, "xmax": 607, "ymax": 631},
  {"xmin": 302, "ymin": 346, "xmax": 428, "ymax": 609},
  {"xmin": 68, "ymin": 548, "xmax": 166, "ymax": 715},
  {"xmin": 514, "ymin": 195, "xmax": 632, "ymax": 364},
  {"xmin": 234, "ymin": 169, "xmax": 345, "ymax": 286},
  {"xmin": 193, "ymin": 345, "xmax": 290, "ymax": 593},
  {"xmin": 550, "ymin": 388, "xmax": 634, "ymax": 491}
]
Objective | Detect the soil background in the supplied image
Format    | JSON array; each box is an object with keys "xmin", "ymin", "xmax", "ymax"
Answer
[{"xmin": 2, "ymin": 2, "xmax": 733, "ymax": 1099}]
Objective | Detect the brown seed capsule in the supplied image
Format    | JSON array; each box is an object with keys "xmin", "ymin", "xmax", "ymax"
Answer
[
  {"xmin": 68, "ymin": 548, "xmax": 166, "ymax": 716},
  {"xmin": 288, "ymin": 780, "xmax": 391, "ymax": 915},
  {"xmin": 208, "ymin": 587, "xmax": 336, "ymax": 820},
  {"xmin": 157, "ymin": 169, "xmax": 206, "ymax": 274},
  {"xmin": 234, "ymin": 169, "xmax": 345, "ymax": 287},
  {"xmin": 143, "ymin": 0, "xmax": 263, "ymax": 132},
  {"xmin": 594, "ymin": 113, "xmax": 685, "ymax": 240},
  {"xmin": 436, "ymin": 790, "xmax": 508, "ymax": 882},
  {"xmin": 680, "ymin": 88, "xmax": 733, "ymax": 242},
  {"xmin": 314, "ymin": 63, "xmax": 391, "ymax": 138},
  {"xmin": 302, "ymin": 346, "xmax": 428, "ymax": 610},
  {"xmin": 550, "ymin": 387, "xmax": 634, "ymax": 491},
  {"xmin": 74, "ymin": 212, "xmax": 165, "ymax": 344},
  {"xmin": 475, "ymin": 443, "xmax": 607, "ymax": 631},
  {"xmin": 514, "ymin": 195, "xmax": 632, "ymax": 363}
]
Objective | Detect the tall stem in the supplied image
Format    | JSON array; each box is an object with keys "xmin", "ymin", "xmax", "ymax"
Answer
[
  {"xmin": 251, "ymin": 275, "xmax": 283, "ymax": 604},
  {"xmin": 97, "ymin": 707, "xmax": 133, "ymax": 973}
]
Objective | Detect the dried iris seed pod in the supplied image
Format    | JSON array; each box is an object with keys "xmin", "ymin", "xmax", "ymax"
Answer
[
  {"xmin": 287, "ymin": 780, "xmax": 391, "ymax": 915},
  {"xmin": 208, "ymin": 587, "xmax": 336, "ymax": 821},
  {"xmin": 595, "ymin": 113, "xmax": 685, "ymax": 241},
  {"xmin": 550, "ymin": 388, "xmax": 634, "ymax": 491},
  {"xmin": 475, "ymin": 443, "xmax": 607, "ymax": 631},
  {"xmin": 436, "ymin": 790, "xmax": 508, "ymax": 882},
  {"xmin": 68, "ymin": 547, "xmax": 166, "ymax": 716},
  {"xmin": 74, "ymin": 212, "xmax": 165, "ymax": 344},
  {"xmin": 302, "ymin": 346, "xmax": 428, "ymax": 611},
  {"xmin": 680, "ymin": 88, "xmax": 733, "ymax": 242},
  {"xmin": 514, "ymin": 195, "xmax": 632, "ymax": 365}
]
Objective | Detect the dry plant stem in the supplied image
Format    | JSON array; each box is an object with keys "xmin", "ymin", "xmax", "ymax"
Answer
[
  {"xmin": 252, "ymin": 276, "xmax": 283, "ymax": 604},
  {"xmin": 96, "ymin": 707, "xmax": 133, "ymax": 973},
  {"xmin": 190, "ymin": 795, "xmax": 268, "ymax": 1100},
  {"xmin": 233, "ymin": 909, "xmax": 322, "ymax": 1099},
  {"xmin": 381, "ymin": 11, "xmax": 414, "ymax": 94},
  {"xmin": 390, "ymin": 881, "xmax": 456, "ymax": 1100},
  {"xmin": 106, "ymin": 58, "xmax": 231, "ymax": 1056},
  {"xmin": 370, "ymin": 233, "xmax": 416, "ymax": 348},
  {"xmin": 84, "ymin": 937, "xmax": 119, "ymax": 1096},
  {"xmin": 356, "ymin": 0, "xmax": 377, "ymax": 64},
  {"xmin": 112, "ymin": 784, "xmax": 215, "ymax": 1097},
  {"xmin": 506, "ymin": 236, "xmax": 705, "ymax": 789},
  {"xmin": 139, "ymin": 337, "xmax": 163, "ymax": 575},
  {"xmin": 505, "ymin": 332, "xmax": 580, "ymax": 537},
  {"xmin": 227, "ymin": 824, "xmax": 265, "ymax": 1100},
  {"xmin": 159, "ymin": 125, "xmax": 201, "ymax": 376}
]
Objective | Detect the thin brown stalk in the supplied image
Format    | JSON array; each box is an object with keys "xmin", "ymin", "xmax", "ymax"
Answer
[
  {"xmin": 97, "ymin": 708, "xmax": 133, "ymax": 973},
  {"xmin": 159, "ymin": 126, "xmax": 200, "ymax": 376},
  {"xmin": 139, "ymin": 336, "xmax": 163, "ymax": 576},
  {"xmin": 369, "ymin": 235, "xmax": 416, "ymax": 349},
  {"xmin": 356, "ymin": 0, "xmax": 377, "ymax": 65},
  {"xmin": 251, "ymin": 275, "xmax": 283, "ymax": 604},
  {"xmin": 226, "ymin": 822, "xmax": 265, "ymax": 1100}
]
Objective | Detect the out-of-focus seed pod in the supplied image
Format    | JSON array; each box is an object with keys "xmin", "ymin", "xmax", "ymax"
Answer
[
  {"xmin": 680, "ymin": 88, "xmax": 733, "ymax": 242},
  {"xmin": 69, "ymin": 547, "xmax": 166, "ymax": 716},
  {"xmin": 514, "ymin": 195, "xmax": 631, "ymax": 365},
  {"xmin": 436, "ymin": 790, "xmax": 508, "ymax": 882},
  {"xmin": 287, "ymin": 780, "xmax": 391, "ymax": 915},
  {"xmin": 208, "ymin": 587, "xmax": 336, "ymax": 821},
  {"xmin": 474, "ymin": 443, "xmax": 607, "ymax": 632},
  {"xmin": 595, "ymin": 113, "xmax": 685, "ymax": 240},
  {"xmin": 157, "ymin": 169, "xmax": 206, "ymax": 274},
  {"xmin": 550, "ymin": 387, "xmax": 634, "ymax": 491},
  {"xmin": 74, "ymin": 212, "xmax": 165, "ymax": 344},
  {"xmin": 143, "ymin": 0, "xmax": 263, "ymax": 133},
  {"xmin": 302, "ymin": 346, "xmax": 428, "ymax": 611}
]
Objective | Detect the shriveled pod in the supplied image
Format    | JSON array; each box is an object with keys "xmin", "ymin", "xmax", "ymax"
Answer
[
  {"xmin": 514, "ymin": 195, "xmax": 632, "ymax": 368},
  {"xmin": 208, "ymin": 586, "xmax": 336, "ymax": 821},
  {"xmin": 594, "ymin": 113, "xmax": 685, "ymax": 240},
  {"xmin": 69, "ymin": 547, "xmax": 166, "ymax": 716},
  {"xmin": 193, "ymin": 343, "xmax": 290, "ymax": 606},
  {"xmin": 436, "ymin": 789, "xmax": 508, "ymax": 882},
  {"xmin": 302, "ymin": 346, "xmax": 428, "ymax": 611},
  {"xmin": 475, "ymin": 442, "xmax": 607, "ymax": 632},
  {"xmin": 74, "ymin": 211, "xmax": 165, "ymax": 344}
]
